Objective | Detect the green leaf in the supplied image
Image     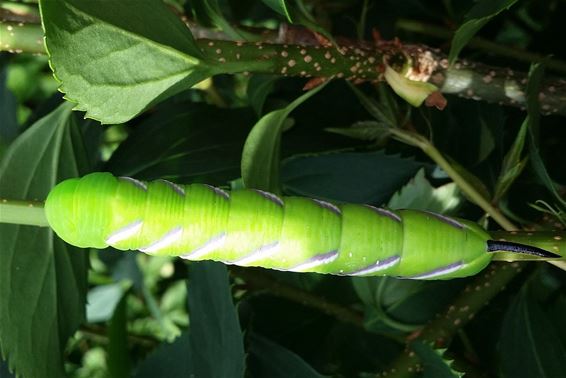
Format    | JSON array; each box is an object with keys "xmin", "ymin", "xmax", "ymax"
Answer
[
  {"xmin": 186, "ymin": 261, "xmax": 245, "ymax": 378},
  {"xmin": 262, "ymin": 0, "xmax": 294, "ymax": 23},
  {"xmin": 0, "ymin": 65, "xmax": 18, "ymax": 154},
  {"xmin": 444, "ymin": 155, "xmax": 492, "ymax": 203},
  {"xmin": 493, "ymin": 117, "xmax": 528, "ymax": 202},
  {"xmin": 0, "ymin": 102, "xmax": 89, "ymax": 378},
  {"xmin": 411, "ymin": 341, "xmax": 464, "ymax": 378},
  {"xmin": 86, "ymin": 282, "xmax": 129, "ymax": 323},
  {"xmin": 523, "ymin": 63, "xmax": 566, "ymax": 208},
  {"xmin": 352, "ymin": 277, "xmax": 463, "ymax": 334},
  {"xmin": 0, "ymin": 359, "xmax": 15, "ymax": 378},
  {"xmin": 281, "ymin": 151, "xmax": 426, "ymax": 205},
  {"xmin": 134, "ymin": 333, "xmax": 191, "ymax": 378},
  {"xmin": 241, "ymin": 83, "xmax": 327, "ymax": 193},
  {"xmin": 40, "ymin": 0, "xmax": 212, "ymax": 124},
  {"xmin": 247, "ymin": 74, "xmax": 279, "ymax": 117},
  {"xmin": 190, "ymin": 0, "xmax": 257, "ymax": 40},
  {"xmin": 108, "ymin": 292, "xmax": 132, "ymax": 378},
  {"xmin": 499, "ymin": 286, "xmax": 566, "ymax": 377},
  {"xmin": 387, "ymin": 168, "xmax": 461, "ymax": 214},
  {"xmin": 384, "ymin": 66, "xmax": 439, "ymax": 107},
  {"xmin": 248, "ymin": 333, "xmax": 327, "ymax": 378},
  {"xmin": 258, "ymin": 0, "xmax": 336, "ymax": 46},
  {"xmin": 106, "ymin": 103, "xmax": 255, "ymax": 186},
  {"xmin": 347, "ymin": 82, "xmax": 397, "ymax": 126},
  {"xmin": 448, "ymin": 0, "xmax": 519, "ymax": 64},
  {"xmin": 326, "ymin": 121, "xmax": 391, "ymax": 142}
]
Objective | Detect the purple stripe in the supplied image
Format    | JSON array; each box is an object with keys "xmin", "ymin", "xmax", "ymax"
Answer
[
  {"xmin": 289, "ymin": 250, "xmax": 339, "ymax": 271},
  {"xmin": 204, "ymin": 184, "xmax": 230, "ymax": 200},
  {"xmin": 348, "ymin": 255, "xmax": 401, "ymax": 276},
  {"xmin": 404, "ymin": 261, "xmax": 464, "ymax": 280},
  {"xmin": 252, "ymin": 189, "xmax": 284, "ymax": 207},
  {"xmin": 119, "ymin": 176, "xmax": 147, "ymax": 191},
  {"xmin": 158, "ymin": 179, "xmax": 185, "ymax": 196},
  {"xmin": 364, "ymin": 205, "xmax": 402, "ymax": 222},
  {"xmin": 423, "ymin": 211, "xmax": 464, "ymax": 229},
  {"xmin": 311, "ymin": 199, "xmax": 341, "ymax": 216}
]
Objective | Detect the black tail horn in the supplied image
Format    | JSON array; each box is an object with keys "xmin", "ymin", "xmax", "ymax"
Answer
[{"xmin": 487, "ymin": 240, "xmax": 561, "ymax": 258}]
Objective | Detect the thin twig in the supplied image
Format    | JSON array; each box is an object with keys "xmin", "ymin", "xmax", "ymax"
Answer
[
  {"xmin": 382, "ymin": 262, "xmax": 525, "ymax": 378},
  {"xmin": 230, "ymin": 266, "xmax": 365, "ymax": 327},
  {"xmin": 2, "ymin": 18, "xmax": 565, "ymax": 116}
]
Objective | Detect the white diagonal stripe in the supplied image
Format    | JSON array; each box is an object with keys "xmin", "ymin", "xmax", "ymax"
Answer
[
  {"xmin": 139, "ymin": 226, "xmax": 183, "ymax": 254},
  {"xmin": 180, "ymin": 233, "xmax": 227, "ymax": 260},
  {"xmin": 232, "ymin": 242, "xmax": 280, "ymax": 266},
  {"xmin": 106, "ymin": 220, "xmax": 143, "ymax": 245},
  {"xmin": 407, "ymin": 261, "xmax": 464, "ymax": 280},
  {"xmin": 289, "ymin": 250, "xmax": 339, "ymax": 272},
  {"xmin": 349, "ymin": 255, "xmax": 401, "ymax": 276}
]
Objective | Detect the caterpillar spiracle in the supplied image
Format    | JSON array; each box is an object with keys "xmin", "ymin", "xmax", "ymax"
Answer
[{"xmin": 44, "ymin": 173, "xmax": 558, "ymax": 280}]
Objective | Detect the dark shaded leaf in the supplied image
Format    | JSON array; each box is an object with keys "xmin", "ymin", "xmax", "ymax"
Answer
[
  {"xmin": 106, "ymin": 103, "xmax": 255, "ymax": 185},
  {"xmin": 134, "ymin": 333, "xmax": 190, "ymax": 378},
  {"xmin": 186, "ymin": 261, "xmax": 245, "ymax": 377},
  {"xmin": 352, "ymin": 276, "xmax": 464, "ymax": 333},
  {"xmin": 248, "ymin": 333, "xmax": 327, "ymax": 378},
  {"xmin": 0, "ymin": 103, "xmax": 89, "ymax": 378},
  {"xmin": 247, "ymin": 74, "xmax": 279, "ymax": 117},
  {"xmin": 412, "ymin": 341, "xmax": 464, "ymax": 378},
  {"xmin": 190, "ymin": 0, "xmax": 256, "ymax": 40},
  {"xmin": 262, "ymin": 0, "xmax": 293, "ymax": 22},
  {"xmin": 499, "ymin": 287, "xmax": 566, "ymax": 377},
  {"xmin": 0, "ymin": 65, "xmax": 18, "ymax": 153},
  {"xmin": 448, "ymin": 0, "xmax": 519, "ymax": 64},
  {"xmin": 108, "ymin": 292, "xmax": 132, "ymax": 378},
  {"xmin": 281, "ymin": 151, "xmax": 426, "ymax": 204},
  {"xmin": 524, "ymin": 63, "xmax": 566, "ymax": 207}
]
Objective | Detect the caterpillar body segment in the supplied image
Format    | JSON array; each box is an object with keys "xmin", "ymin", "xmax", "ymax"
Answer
[{"xmin": 46, "ymin": 173, "xmax": 504, "ymax": 279}]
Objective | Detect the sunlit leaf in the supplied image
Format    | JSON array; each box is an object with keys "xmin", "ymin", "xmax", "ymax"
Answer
[
  {"xmin": 241, "ymin": 82, "xmax": 327, "ymax": 193},
  {"xmin": 388, "ymin": 168, "xmax": 461, "ymax": 214},
  {"xmin": 40, "ymin": 0, "xmax": 212, "ymax": 124}
]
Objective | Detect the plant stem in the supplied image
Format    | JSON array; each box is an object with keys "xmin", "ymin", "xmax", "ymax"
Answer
[
  {"xmin": 196, "ymin": 38, "xmax": 399, "ymax": 82},
  {"xmin": 383, "ymin": 262, "xmax": 525, "ymax": 378},
  {"xmin": 396, "ymin": 18, "xmax": 566, "ymax": 75},
  {"xmin": 3, "ymin": 18, "xmax": 565, "ymax": 116},
  {"xmin": 230, "ymin": 266, "xmax": 365, "ymax": 327},
  {"xmin": 429, "ymin": 60, "xmax": 566, "ymax": 117},
  {"xmin": 377, "ymin": 130, "xmax": 524, "ymax": 377},
  {"xmin": 79, "ymin": 324, "xmax": 159, "ymax": 349},
  {"xmin": 0, "ymin": 21, "xmax": 43, "ymax": 54},
  {"xmin": 0, "ymin": 198, "xmax": 48, "ymax": 227},
  {"xmin": 388, "ymin": 129, "xmax": 518, "ymax": 231}
]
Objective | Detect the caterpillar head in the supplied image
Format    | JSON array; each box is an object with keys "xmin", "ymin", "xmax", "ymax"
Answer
[{"xmin": 45, "ymin": 173, "xmax": 118, "ymax": 248}]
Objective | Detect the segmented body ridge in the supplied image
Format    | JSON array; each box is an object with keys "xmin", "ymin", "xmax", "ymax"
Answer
[{"xmin": 45, "ymin": 173, "xmax": 493, "ymax": 279}]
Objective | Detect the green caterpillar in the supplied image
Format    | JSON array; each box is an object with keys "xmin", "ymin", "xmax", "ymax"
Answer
[{"xmin": 44, "ymin": 172, "xmax": 558, "ymax": 280}]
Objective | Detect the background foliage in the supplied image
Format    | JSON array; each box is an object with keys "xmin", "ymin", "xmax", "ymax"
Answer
[{"xmin": 0, "ymin": 0, "xmax": 565, "ymax": 377}]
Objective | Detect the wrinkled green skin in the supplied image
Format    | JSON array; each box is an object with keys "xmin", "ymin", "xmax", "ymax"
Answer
[{"xmin": 45, "ymin": 173, "xmax": 492, "ymax": 280}]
